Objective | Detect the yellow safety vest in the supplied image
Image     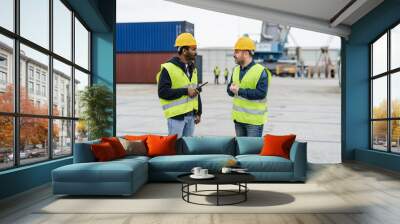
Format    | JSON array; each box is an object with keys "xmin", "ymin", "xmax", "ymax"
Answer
[
  {"xmin": 232, "ymin": 63, "xmax": 272, "ymax": 125},
  {"xmin": 156, "ymin": 62, "xmax": 198, "ymax": 119}
]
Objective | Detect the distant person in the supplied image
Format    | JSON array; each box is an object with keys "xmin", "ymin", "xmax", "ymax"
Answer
[
  {"xmin": 213, "ymin": 66, "xmax": 221, "ymax": 85},
  {"xmin": 227, "ymin": 36, "xmax": 271, "ymax": 137},
  {"xmin": 224, "ymin": 67, "xmax": 229, "ymax": 84},
  {"xmin": 156, "ymin": 33, "xmax": 202, "ymax": 138}
]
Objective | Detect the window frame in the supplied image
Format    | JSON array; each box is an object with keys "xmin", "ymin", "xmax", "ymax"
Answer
[
  {"xmin": 370, "ymin": 20, "xmax": 400, "ymax": 154},
  {"xmin": 0, "ymin": 0, "xmax": 92, "ymax": 171}
]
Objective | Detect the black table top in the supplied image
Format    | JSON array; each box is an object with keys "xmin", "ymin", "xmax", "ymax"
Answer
[{"xmin": 177, "ymin": 172, "xmax": 255, "ymax": 185}]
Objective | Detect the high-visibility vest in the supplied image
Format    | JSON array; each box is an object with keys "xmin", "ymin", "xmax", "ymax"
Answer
[
  {"xmin": 231, "ymin": 63, "xmax": 271, "ymax": 125},
  {"xmin": 214, "ymin": 67, "xmax": 221, "ymax": 76},
  {"xmin": 156, "ymin": 62, "xmax": 198, "ymax": 119},
  {"xmin": 224, "ymin": 69, "xmax": 229, "ymax": 77}
]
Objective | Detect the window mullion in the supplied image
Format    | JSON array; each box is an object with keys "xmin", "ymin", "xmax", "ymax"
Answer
[
  {"xmin": 388, "ymin": 30, "xmax": 391, "ymax": 152},
  {"xmin": 14, "ymin": 0, "xmax": 21, "ymax": 167},
  {"xmin": 48, "ymin": 0, "xmax": 54, "ymax": 160}
]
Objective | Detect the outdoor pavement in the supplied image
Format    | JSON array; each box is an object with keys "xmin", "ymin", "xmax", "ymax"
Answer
[{"xmin": 117, "ymin": 77, "xmax": 341, "ymax": 164}]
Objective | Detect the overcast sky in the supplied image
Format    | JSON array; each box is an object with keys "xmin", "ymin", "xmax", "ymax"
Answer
[{"xmin": 117, "ymin": 0, "xmax": 341, "ymax": 49}]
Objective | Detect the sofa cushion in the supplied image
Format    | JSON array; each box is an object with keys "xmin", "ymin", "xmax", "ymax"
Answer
[
  {"xmin": 147, "ymin": 135, "xmax": 177, "ymax": 157},
  {"xmin": 149, "ymin": 154, "xmax": 235, "ymax": 172},
  {"xmin": 91, "ymin": 142, "xmax": 118, "ymax": 161},
  {"xmin": 179, "ymin": 136, "xmax": 235, "ymax": 155},
  {"xmin": 118, "ymin": 138, "xmax": 147, "ymax": 156},
  {"xmin": 124, "ymin": 135, "xmax": 151, "ymax": 149},
  {"xmin": 236, "ymin": 155, "xmax": 293, "ymax": 172},
  {"xmin": 260, "ymin": 134, "xmax": 296, "ymax": 159},
  {"xmin": 101, "ymin": 137, "xmax": 127, "ymax": 158},
  {"xmin": 236, "ymin": 137, "xmax": 263, "ymax": 155},
  {"xmin": 52, "ymin": 159, "xmax": 147, "ymax": 183},
  {"xmin": 73, "ymin": 139, "xmax": 100, "ymax": 163}
]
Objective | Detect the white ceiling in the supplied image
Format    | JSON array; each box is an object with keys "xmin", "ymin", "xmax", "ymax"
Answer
[{"xmin": 166, "ymin": 0, "xmax": 384, "ymax": 37}]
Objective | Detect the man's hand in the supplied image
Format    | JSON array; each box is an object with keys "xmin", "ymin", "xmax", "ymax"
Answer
[
  {"xmin": 194, "ymin": 115, "xmax": 201, "ymax": 124},
  {"xmin": 188, "ymin": 87, "xmax": 199, "ymax": 98},
  {"xmin": 229, "ymin": 84, "xmax": 239, "ymax": 95}
]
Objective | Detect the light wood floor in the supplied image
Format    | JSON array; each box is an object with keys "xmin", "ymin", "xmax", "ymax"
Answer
[{"xmin": 1, "ymin": 162, "xmax": 400, "ymax": 224}]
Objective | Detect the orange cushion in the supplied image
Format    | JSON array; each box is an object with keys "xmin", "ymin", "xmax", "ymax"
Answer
[
  {"xmin": 260, "ymin": 134, "xmax": 296, "ymax": 159},
  {"xmin": 124, "ymin": 135, "xmax": 149, "ymax": 141},
  {"xmin": 91, "ymin": 142, "xmax": 117, "ymax": 161},
  {"xmin": 101, "ymin": 137, "xmax": 127, "ymax": 158},
  {"xmin": 146, "ymin": 135, "xmax": 177, "ymax": 157}
]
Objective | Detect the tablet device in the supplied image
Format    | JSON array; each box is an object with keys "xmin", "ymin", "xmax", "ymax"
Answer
[{"xmin": 197, "ymin": 82, "xmax": 208, "ymax": 90}]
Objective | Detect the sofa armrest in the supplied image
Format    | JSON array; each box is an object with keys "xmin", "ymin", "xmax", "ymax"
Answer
[
  {"xmin": 289, "ymin": 141, "xmax": 307, "ymax": 181},
  {"xmin": 73, "ymin": 140, "xmax": 100, "ymax": 163}
]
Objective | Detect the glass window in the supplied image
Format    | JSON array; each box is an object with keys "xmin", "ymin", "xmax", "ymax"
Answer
[
  {"xmin": 372, "ymin": 76, "xmax": 387, "ymax": 119},
  {"xmin": 391, "ymin": 72, "xmax": 400, "ymax": 118},
  {"xmin": 42, "ymin": 85, "xmax": 46, "ymax": 96},
  {"xmin": 28, "ymin": 81, "xmax": 33, "ymax": 94},
  {"xmin": 0, "ymin": 71, "xmax": 7, "ymax": 84},
  {"xmin": 75, "ymin": 18, "xmax": 89, "ymax": 70},
  {"xmin": 0, "ymin": 0, "xmax": 14, "ymax": 31},
  {"xmin": 20, "ymin": 0, "xmax": 49, "ymax": 49},
  {"xmin": 53, "ymin": 119, "xmax": 72, "ymax": 158},
  {"xmin": 75, "ymin": 120, "xmax": 88, "ymax": 143},
  {"xmin": 28, "ymin": 67, "xmax": 34, "ymax": 80},
  {"xmin": 0, "ymin": 35, "xmax": 14, "ymax": 113},
  {"xmin": 53, "ymin": 0, "xmax": 72, "ymax": 60},
  {"xmin": 371, "ymin": 24, "xmax": 400, "ymax": 153},
  {"xmin": 391, "ymin": 24, "xmax": 400, "ymax": 70},
  {"xmin": 0, "ymin": 116, "xmax": 14, "ymax": 170},
  {"xmin": 19, "ymin": 117, "xmax": 49, "ymax": 165},
  {"xmin": 372, "ymin": 121, "xmax": 388, "ymax": 151},
  {"xmin": 372, "ymin": 33, "xmax": 387, "ymax": 76},
  {"xmin": 20, "ymin": 44, "xmax": 49, "ymax": 115},
  {"xmin": 36, "ymin": 84, "xmax": 40, "ymax": 95},
  {"xmin": 0, "ymin": 54, "xmax": 7, "ymax": 67},
  {"xmin": 391, "ymin": 120, "xmax": 400, "ymax": 153},
  {"xmin": 74, "ymin": 69, "xmax": 89, "ymax": 118},
  {"xmin": 53, "ymin": 59, "xmax": 72, "ymax": 117},
  {"xmin": 0, "ymin": 0, "xmax": 92, "ymax": 169}
]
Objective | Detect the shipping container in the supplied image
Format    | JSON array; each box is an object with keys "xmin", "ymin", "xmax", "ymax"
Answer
[
  {"xmin": 117, "ymin": 52, "xmax": 175, "ymax": 84},
  {"xmin": 117, "ymin": 53, "xmax": 204, "ymax": 84},
  {"xmin": 116, "ymin": 21, "xmax": 194, "ymax": 53}
]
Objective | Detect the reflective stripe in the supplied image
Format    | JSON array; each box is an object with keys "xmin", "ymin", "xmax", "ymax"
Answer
[
  {"xmin": 162, "ymin": 97, "xmax": 196, "ymax": 110},
  {"xmin": 235, "ymin": 96, "xmax": 266, "ymax": 103},
  {"xmin": 232, "ymin": 105, "xmax": 267, "ymax": 115}
]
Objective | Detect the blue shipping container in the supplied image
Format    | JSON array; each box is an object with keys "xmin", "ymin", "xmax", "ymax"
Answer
[{"xmin": 117, "ymin": 21, "xmax": 194, "ymax": 53}]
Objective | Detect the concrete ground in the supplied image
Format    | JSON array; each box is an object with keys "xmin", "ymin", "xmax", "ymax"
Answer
[{"xmin": 117, "ymin": 77, "xmax": 341, "ymax": 164}]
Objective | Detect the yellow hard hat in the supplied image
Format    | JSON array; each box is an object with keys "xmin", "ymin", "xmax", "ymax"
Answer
[
  {"xmin": 234, "ymin": 36, "xmax": 256, "ymax": 50},
  {"xmin": 175, "ymin": 33, "xmax": 197, "ymax": 47}
]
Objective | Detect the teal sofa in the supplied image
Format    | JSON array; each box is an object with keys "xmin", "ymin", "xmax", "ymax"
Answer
[{"xmin": 52, "ymin": 136, "xmax": 307, "ymax": 196}]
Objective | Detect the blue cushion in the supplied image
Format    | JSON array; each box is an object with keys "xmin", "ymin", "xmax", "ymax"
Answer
[
  {"xmin": 236, "ymin": 155, "xmax": 293, "ymax": 172},
  {"xmin": 180, "ymin": 136, "xmax": 236, "ymax": 155},
  {"xmin": 73, "ymin": 139, "xmax": 100, "ymax": 163},
  {"xmin": 149, "ymin": 154, "xmax": 235, "ymax": 172},
  {"xmin": 236, "ymin": 137, "xmax": 263, "ymax": 155}
]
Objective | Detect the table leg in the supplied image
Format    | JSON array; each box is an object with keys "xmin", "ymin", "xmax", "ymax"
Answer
[
  {"xmin": 217, "ymin": 184, "xmax": 219, "ymax": 206},
  {"xmin": 245, "ymin": 183, "xmax": 247, "ymax": 201}
]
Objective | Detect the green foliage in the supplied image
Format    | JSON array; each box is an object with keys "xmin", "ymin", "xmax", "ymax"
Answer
[{"xmin": 79, "ymin": 84, "xmax": 113, "ymax": 140}]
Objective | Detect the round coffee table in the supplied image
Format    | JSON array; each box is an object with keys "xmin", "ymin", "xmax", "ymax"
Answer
[{"xmin": 177, "ymin": 172, "xmax": 255, "ymax": 206}]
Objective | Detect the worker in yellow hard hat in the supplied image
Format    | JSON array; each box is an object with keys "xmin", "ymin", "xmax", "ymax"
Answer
[
  {"xmin": 213, "ymin": 66, "xmax": 221, "ymax": 85},
  {"xmin": 227, "ymin": 36, "xmax": 272, "ymax": 137},
  {"xmin": 156, "ymin": 33, "xmax": 202, "ymax": 138},
  {"xmin": 224, "ymin": 67, "xmax": 229, "ymax": 84}
]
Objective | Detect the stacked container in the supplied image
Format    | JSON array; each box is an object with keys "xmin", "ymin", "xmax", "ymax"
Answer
[{"xmin": 116, "ymin": 21, "xmax": 202, "ymax": 84}]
